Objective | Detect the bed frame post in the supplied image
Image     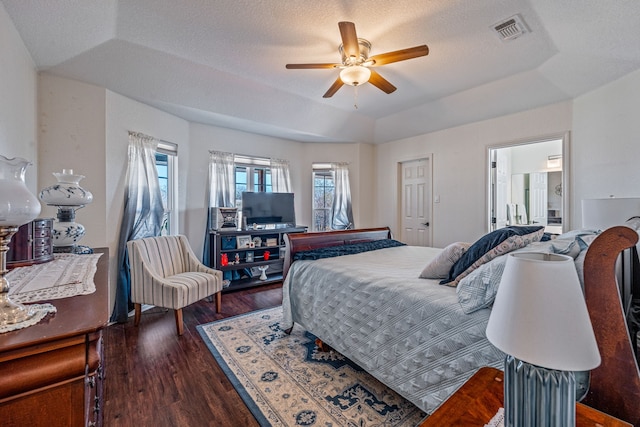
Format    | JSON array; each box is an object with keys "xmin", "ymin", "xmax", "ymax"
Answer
[{"xmin": 583, "ymin": 226, "xmax": 640, "ymax": 426}]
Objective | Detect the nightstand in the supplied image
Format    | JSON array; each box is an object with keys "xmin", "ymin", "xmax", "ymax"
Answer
[{"xmin": 418, "ymin": 366, "xmax": 631, "ymax": 426}]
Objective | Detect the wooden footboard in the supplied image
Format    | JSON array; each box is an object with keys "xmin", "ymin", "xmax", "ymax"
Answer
[
  {"xmin": 282, "ymin": 227, "xmax": 392, "ymax": 279},
  {"xmin": 583, "ymin": 226, "xmax": 640, "ymax": 425}
]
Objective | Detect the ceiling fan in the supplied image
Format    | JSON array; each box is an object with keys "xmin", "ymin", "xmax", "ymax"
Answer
[{"xmin": 286, "ymin": 21, "xmax": 429, "ymax": 98}]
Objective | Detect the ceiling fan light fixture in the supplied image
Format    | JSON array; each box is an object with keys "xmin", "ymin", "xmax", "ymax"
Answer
[
  {"xmin": 340, "ymin": 65, "xmax": 371, "ymax": 86},
  {"xmin": 286, "ymin": 22, "xmax": 427, "ymax": 97}
]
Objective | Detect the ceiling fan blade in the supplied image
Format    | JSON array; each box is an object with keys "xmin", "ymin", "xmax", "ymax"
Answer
[
  {"xmin": 323, "ymin": 77, "xmax": 344, "ymax": 98},
  {"xmin": 286, "ymin": 63, "xmax": 340, "ymax": 69},
  {"xmin": 368, "ymin": 70, "xmax": 397, "ymax": 94},
  {"xmin": 338, "ymin": 21, "xmax": 359, "ymax": 58},
  {"xmin": 368, "ymin": 45, "xmax": 429, "ymax": 66}
]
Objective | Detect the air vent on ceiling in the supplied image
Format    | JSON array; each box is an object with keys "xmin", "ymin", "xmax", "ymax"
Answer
[{"xmin": 492, "ymin": 14, "xmax": 529, "ymax": 41}]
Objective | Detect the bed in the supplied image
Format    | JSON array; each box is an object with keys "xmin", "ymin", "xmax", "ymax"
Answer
[{"xmin": 281, "ymin": 226, "xmax": 640, "ymax": 424}]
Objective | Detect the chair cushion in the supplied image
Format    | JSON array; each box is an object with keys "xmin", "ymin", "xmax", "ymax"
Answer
[{"xmin": 161, "ymin": 272, "xmax": 222, "ymax": 309}]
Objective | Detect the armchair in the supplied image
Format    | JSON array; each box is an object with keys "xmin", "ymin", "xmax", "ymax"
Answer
[{"xmin": 127, "ymin": 235, "xmax": 223, "ymax": 335}]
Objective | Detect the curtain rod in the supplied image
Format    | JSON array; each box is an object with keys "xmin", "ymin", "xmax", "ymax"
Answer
[
  {"xmin": 128, "ymin": 130, "xmax": 176, "ymax": 147},
  {"xmin": 208, "ymin": 151, "xmax": 270, "ymax": 162}
]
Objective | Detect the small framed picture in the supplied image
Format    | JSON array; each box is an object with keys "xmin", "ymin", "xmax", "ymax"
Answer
[
  {"xmin": 237, "ymin": 235, "xmax": 252, "ymax": 249},
  {"xmin": 245, "ymin": 251, "xmax": 254, "ymax": 262},
  {"xmin": 266, "ymin": 238, "xmax": 278, "ymax": 247}
]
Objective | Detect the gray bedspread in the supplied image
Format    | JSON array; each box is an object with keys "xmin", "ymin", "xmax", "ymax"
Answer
[{"xmin": 282, "ymin": 245, "xmax": 504, "ymax": 414}]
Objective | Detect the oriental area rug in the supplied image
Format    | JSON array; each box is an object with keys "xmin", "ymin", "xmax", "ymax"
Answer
[{"xmin": 197, "ymin": 307, "xmax": 427, "ymax": 426}]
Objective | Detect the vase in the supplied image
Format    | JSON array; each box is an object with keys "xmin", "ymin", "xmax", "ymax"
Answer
[
  {"xmin": 258, "ymin": 265, "xmax": 269, "ymax": 280},
  {"xmin": 39, "ymin": 169, "xmax": 93, "ymax": 250},
  {"xmin": 51, "ymin": 207, "xmax": 86, "ymax": 247}
]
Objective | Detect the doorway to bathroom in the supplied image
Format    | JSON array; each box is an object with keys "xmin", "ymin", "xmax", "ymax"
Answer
[{"xmin": 488, "ymin": 133, "xmax": 570, "ymax": 234}]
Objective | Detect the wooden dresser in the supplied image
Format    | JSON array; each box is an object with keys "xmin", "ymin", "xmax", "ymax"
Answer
[{"xmin": 0, "ymin": 248, "xmax": 109, "ymax": 427}]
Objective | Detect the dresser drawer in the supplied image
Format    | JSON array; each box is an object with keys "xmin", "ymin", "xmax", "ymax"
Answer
[{"xmin": 32, "ymin": 226, "xmax": 52, "ymax": 238}]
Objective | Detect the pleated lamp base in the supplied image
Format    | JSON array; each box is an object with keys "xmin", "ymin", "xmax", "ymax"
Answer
[{"xmin": 504, "ymin": 355, "xmax": 576, "ymax": 427}]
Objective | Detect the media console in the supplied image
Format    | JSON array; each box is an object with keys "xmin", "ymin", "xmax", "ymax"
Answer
[{"xmin": 208, "ymin": 226, "xmax": 307, "ymax": 291}]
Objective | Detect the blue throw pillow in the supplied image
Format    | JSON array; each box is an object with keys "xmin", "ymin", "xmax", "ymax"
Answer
[{"xmin": 440, "ymin": 226, "xmax": 544, "ymax": 285}]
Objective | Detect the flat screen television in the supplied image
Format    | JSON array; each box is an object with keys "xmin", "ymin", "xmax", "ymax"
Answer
[{"xmin": 241, "ymin": 192, "xmax": 296, "ymax": 227}]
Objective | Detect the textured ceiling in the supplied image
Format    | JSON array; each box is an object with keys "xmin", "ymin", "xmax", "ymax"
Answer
[{"xmin": 3, "ymin": 0, "xmax": 640, "ymax": 144}]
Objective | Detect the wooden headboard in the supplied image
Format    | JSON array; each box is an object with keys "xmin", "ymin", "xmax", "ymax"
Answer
[{"xmin": 282, "ymin": 227, "xmax": 391, "ymax": 279}]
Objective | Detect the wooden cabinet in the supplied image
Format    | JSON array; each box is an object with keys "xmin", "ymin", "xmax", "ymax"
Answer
[
  {"xmin": 0, "ymin": 248, "xmax": 109, "ymax": 427},
  {"xmin": 209, "ymin": 227, "xmax": 306, "ymax": 291},
  {"xmin": 6, "ymin": 218, "xmax": 54, "ymax": 269}
]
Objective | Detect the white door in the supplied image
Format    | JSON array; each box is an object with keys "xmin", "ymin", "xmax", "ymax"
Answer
[
  {"xmin": 401, "ymin": 158, "xmax": 431, "ymax": 246},
  {"xmin": 529, "ymin": 172, "xmax": 548, "ymax": 226},
  {"xmin": 494, "ymin": 149, "xmax": 510, "ymax": 229}
]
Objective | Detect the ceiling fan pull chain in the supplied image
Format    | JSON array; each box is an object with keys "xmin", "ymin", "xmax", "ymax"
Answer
[{"xmin": 354, "ymin": 86, "xmax": 359, "ymax": 109}]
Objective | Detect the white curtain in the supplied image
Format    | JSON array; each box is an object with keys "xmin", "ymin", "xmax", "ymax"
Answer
[
  {"xmin": 112, "ymin": 132, "xmax": 164, "ymax": 322},
  {"xmin": 331, "ymin": 162, "xmax": 354, "ymax": 230},
  {"xmin": 270, "ymin": 158, "xmax": 291, "ymax": 193},
  {"xmin": 203, "ymin": 151, "xmax": 235, "ymax": 263},
  {"xmin": 208, "ymin": 151, "xmax": 235, "ymax": 207}
]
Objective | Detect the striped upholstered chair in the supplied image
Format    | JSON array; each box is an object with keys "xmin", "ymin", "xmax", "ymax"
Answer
[{"xmin": 127, "ymin": 235, "xmax": 223, "ymax": 335}]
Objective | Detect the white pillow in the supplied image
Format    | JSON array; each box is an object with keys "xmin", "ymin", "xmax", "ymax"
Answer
[
  {"xmin": 420, "ymin": 242, "xmax": 470, "ymax": 279},
  {"xmin": 457, "ymin": 255, "xmax": 508, "ymax": 314},
  {"xmin": 457, "ymin": 238, "xmax": 583, "ymax": 314}
]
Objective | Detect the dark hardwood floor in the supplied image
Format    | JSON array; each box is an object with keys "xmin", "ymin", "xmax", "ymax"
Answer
[{"xmin": 103, "ymin": 283, "xmax": 283, "ymax": 427}]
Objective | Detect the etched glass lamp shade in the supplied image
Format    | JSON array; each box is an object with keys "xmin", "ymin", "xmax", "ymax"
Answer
[
  {"xmin": 0, "ymin": 156, "xmax": 41, "ymax": 227},
  {"xmin": 340, "ymin": 65, "xmax": 371, "ymax": 86},
  {"xmin": 0, "ymin": 155, "xmax": 41, "ymax": 325},
  {"xmin": 486, "ymin": 252, "xmax": 601, "ymax": 427}
]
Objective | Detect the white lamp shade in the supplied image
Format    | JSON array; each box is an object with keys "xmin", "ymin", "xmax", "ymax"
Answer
[
  {"xmin": 582, "ymin": 197, "xmax": 640, "ymax": 230},
  {"xmin": 340, "ymin": 66, "xmax": 371, "ymax": 86},
  {"xmin": 0, "ymin": 156, "xmax": 41, "ymax": 227},
  {"xmin": 486, "ymin": 252, "xmax": 601, "ymax": 371}
]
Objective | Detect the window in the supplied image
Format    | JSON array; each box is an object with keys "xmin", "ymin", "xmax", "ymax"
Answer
[
  {"xmin": 312, "ymin": 165, "xmax": 334, "ymax": 231},
  {"xmin": 155, "ymin": 142, "xmax": 178, "ymax": 235},
  {"xmin": 234, "ymin": 156, "xmax": 272, "ymax": 208}
]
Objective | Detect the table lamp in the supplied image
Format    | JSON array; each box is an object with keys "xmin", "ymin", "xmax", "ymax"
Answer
[
  {"xmin": 0, "ymin": 155, "xmax": 42, "ymax": 325},
  {"xmin": 486, "ymin": 252, "xmax": 601, "ymax": 427},
  {"xmin": 39, "ymin": 169, "xmax": 93, "ymax": 254}
]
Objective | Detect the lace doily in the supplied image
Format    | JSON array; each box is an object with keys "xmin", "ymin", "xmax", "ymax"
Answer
[
  {"xmin": 0, "ymin": 303, "xmax": 57, "ymax": 334},
  {"xmin": 485, "ymin": 408, "xmax": 505, "ymax": 427},
  {"xmin": 7, "ymin": 253, "xmax": 102, "ymax": 303}
]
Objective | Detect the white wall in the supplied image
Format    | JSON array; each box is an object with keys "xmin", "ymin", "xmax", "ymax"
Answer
[
  {"xmin": 35, "ymin": 75, "xmax": 377, "ymax": 315},
  {"xmin": 187, "ymin": 124, "xmax": 305, "ymax": 260},
  {"xmin": 0, "ymin": 4, "xmax": 38, "ymax": 191},
  {"xmin": 38, "ymin": 74, "xmax": 107, "ymax": 248},
  {"xmin": 187, "ymin": 124, "xmax": 376, "ymax": 260},
  {"xmin": 510, "ymin": 139, "xmax": 563, "ymax": 175},
  {"xmin": 375, "ymin": 102, "xmax": 573, "ymax": 247},
  {"xmin": 572, "ymin": 69, "xmax": 640, "ymax": 227},
  {"xmin": 5, "ymin": 0, "xmax": 640, "ymax": 318},
  {"xmin": 105, "ymin": 91, "xmax": 190, "ymax": 312},
  {"xmin": 298, "ymin": 141, "xmax": 377, "ymax": 230},
  {"xmin": 38, "ymin": 75, "xmax": 193, "ymax": 314}
]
